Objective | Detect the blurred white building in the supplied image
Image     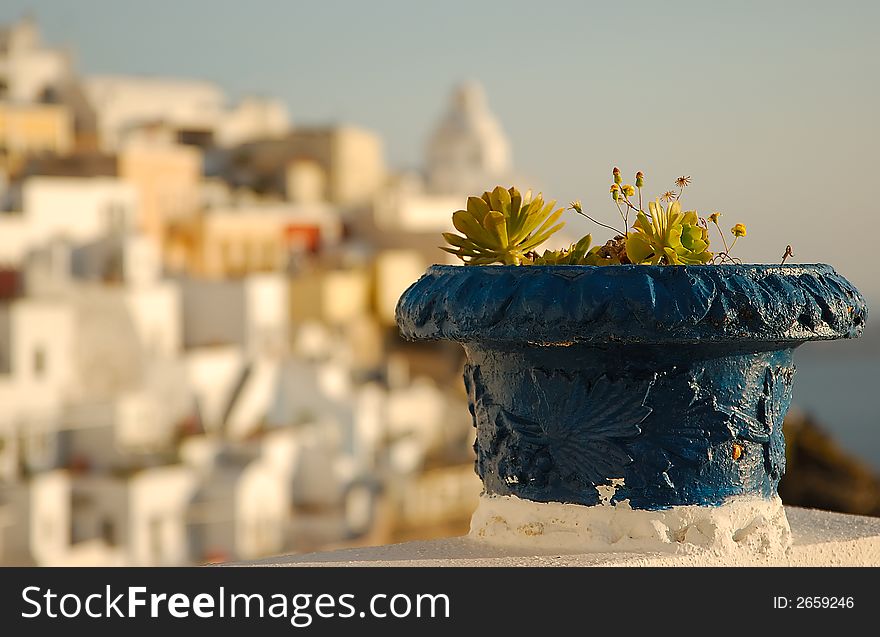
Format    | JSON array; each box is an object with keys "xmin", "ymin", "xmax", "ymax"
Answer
[
  {"xmin": 84, "ymin": 75, "xmax": 290, "ymax": 151},
  {"xmin": 0, "ymin": 299, "xmax": 75, "ymax": 477},
  {"xmin": 180, "ymin": 273, "xmax": 289, "ymax": 357},
  {"xmin": 0, "ymin": 15, "xmax": 484, "ymax": 567},
  {"xmin": 426, "ymin": 80, "xmax": 513, "ymax": 196},
  {"xmin": 0, "ymin": 176, "xmax": 137, "ymax": 264},
  {"xmin": 0, "ymin": 16, "xmax": 72, "ymax": 103},
  {"xmin": 368, "ymin": 81, "xmax": 521, "ymax": 272}
]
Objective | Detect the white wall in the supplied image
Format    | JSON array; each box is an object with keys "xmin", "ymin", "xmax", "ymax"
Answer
[
  {"xmin": 61, "ymin": 279, "xmax": 181, "ymax": 404},
  {"xmin": 72, "ymin": 234, "xmax": 162, "ymax": 287},
  {"xmin": 215, "ymin": 96, "xmax": 290, "ymax": 147},
  {"xmin": 85, "ymin": 76, "xmax": 291, "ymax": 151},
  {"xmin": 225, "ymin": 357, "xmax": 280, "ymax": 440},
  {"xmin": 180, "ymin": 278, "xmax": 246, "ymax": 349},
  {"xmin": 181, "ymin": 274, "xmax": 288, "ymax": 356},
  {"xmin": 21, "ymin": 239, "xmax": 75, "ymax": 297},
  {"xmin": 244, "ymin": 274, "xmax": 289, "ymax": 356},
  {"xmin": 350, "ymin": 383, "xmax": 385, "ymax": 470},
  {"xmin": 85, "ymin": 75, "xmax": 226, "ymax": 150},
  {"xmin": 0, "ymin": 177, "xmax": 138, "ymax": 269},
  {"xmin": 122, "ymin": 235, "xmax": 162, "ymax": 287},
  {"xmin": 259, "ymin": 428, "xmax": 300, "ymax": 476},
  {"xmin": 268, "ymin": 358, "xmax": 350, "ymax": 428},
  {"xmin": 183, "ymin": 346, "xmax": 245, "ymax": 431},
  {"xmin": 0, "ymin": 299, "xmax": 75, "ymax": 413},
  {"xmin": 115, "ymin": 391, "xmax": 174, "ymax": 451},
  {"xmin": 129, "ymin": 466, "xmax": 198, "ymax": 566},
  {"xmin": 28, "ymin": 470, "xmax": 71, "ymax": 565},
  {"xmin": 235, "ymin": 461, "xmax": 287, "ymax": 559},
  {"xmin": 1, "ymin": 472, "xmax": 127, "ymax": 566},
  {"xmin": 0, "ymin": 216, "xmax": 31, "ymax": 264},
  {"xmin": 23, "ymin": 177, "xmax": 138, "ymax": 244},
  {"xmin": 123, "ymin": 282, "xmax": 182, "ymax": 358},
  {"xmin": 291, "ymin": 424, "xmax": 346, "ymax": 507},
  {"xmin": 64, "ymin": 392, "xmax": 185, "ymax": 464},
  {"xmin": 386, "ymin": 379, "xmax": 447, "ymax": 454},
  {"xmin": 69, "ymin": 287, "xmax": 149, "ymax": 400}
]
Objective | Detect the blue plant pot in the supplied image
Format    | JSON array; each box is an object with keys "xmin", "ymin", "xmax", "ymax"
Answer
[{"xmin": 396, "ymin": 264, "xmax": 867, "ymax": 511}]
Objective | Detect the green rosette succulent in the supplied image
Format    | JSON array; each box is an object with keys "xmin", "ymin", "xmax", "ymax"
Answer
[
  {"xmin": 441, "ymin": 186, "xmax": 565, "ymax": 265},
  {"xmin": 625, "ymin": 199, "xmax": 713, "ymax": 265},
  {"xmin": 532, "ymin": 234, "xmax": 594, "ymax": 265}
]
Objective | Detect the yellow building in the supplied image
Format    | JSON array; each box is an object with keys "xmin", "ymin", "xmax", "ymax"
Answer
[
  {"xmin": 289, "ymin": 268, "xmax": 370, "ymax": 326},
  {"xmin": 373, "ymin": 249, "xmax": 430, "ymax": 325},
  {"xmin": 0, "ymin": 101, "xmax": 73, "ymax": 174},
  {"xmin": 167, "ymin": 203, "xmax": 341, "ymax": 279},
  {"xmin": 118, "ymin": 140, "xmax": 201, "ymax": 246}
]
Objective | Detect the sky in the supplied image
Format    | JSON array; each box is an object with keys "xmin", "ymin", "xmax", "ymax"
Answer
[{"xmin": 2, "ymin": 0, "xmax": 879, "ymax": 302}]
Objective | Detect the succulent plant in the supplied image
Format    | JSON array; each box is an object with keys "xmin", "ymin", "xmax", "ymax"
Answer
[
  {"xmin": 440, "ymin": 171, "xmax": 751, "ymax": 267},
  {"xmin": 531, "ymin": 234, "xmax": 594, "ymax": 265},
  {"xmin": 625, "ymin": 199, "xmax": 713, "ymax": 265},
  {"xmin": 441, "ymin": 186, "xmax": 566, "ymax": 265}
]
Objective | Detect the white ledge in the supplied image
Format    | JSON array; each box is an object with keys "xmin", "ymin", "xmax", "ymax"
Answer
[
  {"xmin": 235, "ymin": 507, "xmax": 880, "ymax": 567},
  {"xmin": 468, "ymin": 494, "xmax": 792, "ymax": 555}
]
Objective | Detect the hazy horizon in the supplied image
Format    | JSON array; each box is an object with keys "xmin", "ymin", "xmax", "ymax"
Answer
[{"xmin": 2, "ymin": 1, "xmax": 878, "ymax": 304}]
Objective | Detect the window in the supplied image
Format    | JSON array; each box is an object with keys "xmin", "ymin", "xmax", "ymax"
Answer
[
  {"xmin": 33, "ymin": 347, "xmax": 46, "ymax": 377},
  {"xmin": 101, "ymin": 518, "xmax": 117, "ymax": 545}
]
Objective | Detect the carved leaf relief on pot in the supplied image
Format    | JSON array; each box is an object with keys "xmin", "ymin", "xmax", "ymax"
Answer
[{"xmin": 499, "ymin": 371, "xmax": 654, "ymax": 486}]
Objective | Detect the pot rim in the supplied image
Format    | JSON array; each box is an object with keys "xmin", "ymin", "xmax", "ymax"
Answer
[{"xmin": 395, "ymin": 263, "xmax": 867, "ymax": 345}]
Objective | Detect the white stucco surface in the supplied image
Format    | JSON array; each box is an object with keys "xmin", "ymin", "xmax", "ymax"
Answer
[
  {"xmin": 469, "ymin": 494, "xmax": 792, "ymax": 556},
  {"xmin": 238, "ymin": 507, "xmax": 880, "ymax": 567}
]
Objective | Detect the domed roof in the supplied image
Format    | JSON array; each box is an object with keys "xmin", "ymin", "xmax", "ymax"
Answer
[{"xmin": 425, "ymin": 81, "xmax": 512, "ymax": 195}]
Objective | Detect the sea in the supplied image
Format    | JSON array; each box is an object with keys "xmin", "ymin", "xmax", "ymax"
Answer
[{"xmin": 792, "ymin": 351, "xmax": 880, "ymax": 471}]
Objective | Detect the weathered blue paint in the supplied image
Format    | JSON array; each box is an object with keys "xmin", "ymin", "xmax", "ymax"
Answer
[{"xmin": 396, "ymin": 264, "xmax": 867, "ymax": 510}]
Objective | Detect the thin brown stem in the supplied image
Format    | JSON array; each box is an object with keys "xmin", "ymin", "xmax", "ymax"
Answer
[
  {"xmin": 615, "ymin": 202, "xmax": 630, "ymax": 238},
  {"xmin": 619, "ymin": 194, "xmax": 645, "ymax": 239},
  {"xmin": 573, "ymin": 209, "xmax": 625, "ymax": 235},
  {"xmin": 713, "ymin": 220, "xmax": 731, "ymax": 254},
  {"xmin": 781, "ymin": 245, "xmax": 794, "ymax": 265}
]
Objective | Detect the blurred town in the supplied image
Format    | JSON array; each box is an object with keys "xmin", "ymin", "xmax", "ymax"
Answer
[
  {"xmin": 1, "ymin": 17, "xmax": 878, "ymax": 566},
  {"xmin": 0, "ymin": 16, "xmax": 515, "ymax": 565}
]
